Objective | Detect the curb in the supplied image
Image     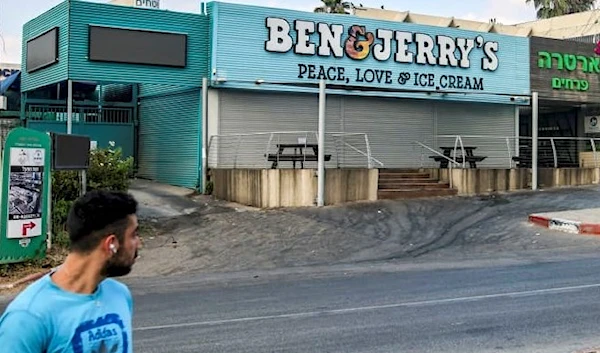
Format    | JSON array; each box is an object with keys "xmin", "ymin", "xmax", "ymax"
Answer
[
  {"xmin": 0, "ymin": 270, "xmax": 51, "ymax": 291},
  {"xmin": 528, "ymin": 215, "xmax": 600, "ymax": 235}
]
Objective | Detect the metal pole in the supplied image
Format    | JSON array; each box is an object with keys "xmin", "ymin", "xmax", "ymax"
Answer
[
  {"xmin": 317, "ymin": 79, "xmax": 326, "ymax": 207},
  {"xmin": 532, "ymin": 92, "xmax": 539, "ymax": 191},
  {"xmin": 81, "ymin": 170, "xmax": 87, "ymax": 196},
  {"xmin": 67, "ymin": 79, "xmax": 73, "ymax": 134},
  {"xmin": 47, "ymin": 165, "xmax": 52, "ymax": 251},
  {"xmin": 201, "ymin": 77, "xmax": 208, "ymax": 192}
]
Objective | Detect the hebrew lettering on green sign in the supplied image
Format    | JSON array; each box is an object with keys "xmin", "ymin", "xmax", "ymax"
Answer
[
  {"xmin": 589, "ymin": 57, "xmax": 600, "ymax": 73},
  {"xmin": 538, "ymin": 51, "xmax": 551, "ymax": 69},
  {"xmin": 564, "ymin": 54, "xmax": 577, "ymax": 71},
  {"xmin": 552, "ymin": 77, "xmax": 589, "ymax": 91},
  {"xmin": 581, "ymin": 80, "xmax": 590, "ymax": 90},
  {"xmin": 551, "ymin": 53, "xmax": 564, "ymax": 70},
  {"xmin": 551, "ymin": 77, "xmax": 561, "ymax": 89},
  {"xmin": 538, "ymin": 51, "xmax": 600, "ymax": 74},
  {"xmin": 578, "ymin": 55, "xmax": 589, "ymax": 72}
]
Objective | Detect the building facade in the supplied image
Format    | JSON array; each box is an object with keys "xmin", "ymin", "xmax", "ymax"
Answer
[
  {"xmin": 207, "ymin": 2, "xmax": 530, "ymax": 170},
  {"xmin": 16, "ymin": 0, "xmax": 538, "ymax": 190}
]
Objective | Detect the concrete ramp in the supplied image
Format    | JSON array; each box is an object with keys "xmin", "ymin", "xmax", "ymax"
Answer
[{"xmin": 128, "ymin": 179, "xmax": 199, "ymax": 219}]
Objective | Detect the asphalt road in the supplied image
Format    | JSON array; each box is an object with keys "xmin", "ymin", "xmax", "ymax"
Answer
[{"xmin": 126, "ymin": 256, "xmax": 600, "ymax": 353}]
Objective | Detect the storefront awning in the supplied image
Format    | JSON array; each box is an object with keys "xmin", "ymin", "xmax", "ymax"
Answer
[{"xmin": 0, "ymin": 70, "xmax": 20, "ymax": 95}]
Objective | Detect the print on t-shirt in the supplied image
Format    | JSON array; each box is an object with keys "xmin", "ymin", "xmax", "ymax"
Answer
[{"xmin": 71, "ymin": 313, "xmax": 129, "ymax": 353}]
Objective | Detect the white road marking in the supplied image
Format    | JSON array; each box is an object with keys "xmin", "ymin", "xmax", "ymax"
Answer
[{"xmin": 134, "ymin": 282, "xmax": 600, "ymax": 332}]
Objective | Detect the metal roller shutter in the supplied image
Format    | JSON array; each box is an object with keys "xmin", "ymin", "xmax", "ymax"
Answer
[
  {"xmin": 216, "ymin": 90, "xmax": 517, "ymax": 169},
  {"xmin": 138, "ymin": 88, "xmax": 201, "ymax": 188},
  {"xmin": 217, "ymin": 90, "xmax": 342, "ymax": 169},
  {"xmin": 436, "ymin": 102, "xmax": 516, "ymax": 168},
  {"xmin": 343, "ymin": 97, "xmax": 435, "ymax": 168}
]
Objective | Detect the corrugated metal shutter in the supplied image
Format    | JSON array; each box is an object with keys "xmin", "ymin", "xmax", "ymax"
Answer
[
  {"xmin": 436, "ymin": 102, "xmax": 516, "ymax": 168},
  {"xmin": 343, "ymin": 97, "xmax": 435, "ymax": 168},
  {"xmin": 217, "ymin": 90, "xmax": 342, "ymax": 169},
  {"xmin": 216, "ymin": 90, "xmax": 517, "ymax": 169},
  {"xmin": 138, "ymin": 88, "xmax": 201, "ymax": 188}
]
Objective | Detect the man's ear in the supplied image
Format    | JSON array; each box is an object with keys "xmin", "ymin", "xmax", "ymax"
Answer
[{"xmin": 102, "ymin": 234, "xmax": 118, "ymax": 255}]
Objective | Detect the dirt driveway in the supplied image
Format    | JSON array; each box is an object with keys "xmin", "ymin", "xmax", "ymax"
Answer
[{"xmin": 130, "ymin": 180, "xmax": 600, "ymax": 278}]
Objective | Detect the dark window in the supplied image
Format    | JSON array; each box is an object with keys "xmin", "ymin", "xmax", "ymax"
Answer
[
  {"xmin": 88, "ymin": 25, "xmax": 187, "ymax": 68},
  {"xmin": 26, "ymin": 27, "xmax": 59, "ymax": 73}
]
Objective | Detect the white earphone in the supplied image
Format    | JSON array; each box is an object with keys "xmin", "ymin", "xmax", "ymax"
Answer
[{"xmin": 110, "ymin": 243, "xmax": 117, "ymax": 254}]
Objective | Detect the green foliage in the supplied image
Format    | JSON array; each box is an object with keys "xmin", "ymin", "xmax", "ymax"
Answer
[
  {"xmin": 314, "ymin": 0, "xmax": 352, "ymax": 14},
  {"xmin": 51, "ymin": 143, "xmax": 134, "ymax": 249},
  {"xmin": 87, "ymin": 144, "xmax": 134, "ymax": 191},
  {"xmin": 204, "ymin": 180, "xmax": 214, "ymax": 195},
  {"xmin": 526, "ymin": 0, "xmax": 595, "ymax": 19}
]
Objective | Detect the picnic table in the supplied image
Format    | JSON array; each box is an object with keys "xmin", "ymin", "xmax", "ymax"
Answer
[
  {"xmin": 429, "ymin": 146, "xmax": 487, "ymax": 168},
  {"xmin": 265, "ymin": 143, "xmax": 331, "ymax": 169}
]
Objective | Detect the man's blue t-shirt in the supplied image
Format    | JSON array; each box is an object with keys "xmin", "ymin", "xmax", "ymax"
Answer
[{"xmin": 0, "ymin": 272, "xmax": 134, "ymax": 353}]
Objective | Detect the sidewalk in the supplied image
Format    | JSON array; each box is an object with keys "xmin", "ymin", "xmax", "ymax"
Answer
[{"xmin": 529, "ymin": 208, "xmax": 600, "ymax": 235}]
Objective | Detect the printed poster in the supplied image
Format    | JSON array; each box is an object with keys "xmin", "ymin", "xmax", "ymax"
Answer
[{"xmin": 7, "ymin": 147, "xmax": 45, "ymax": 239}]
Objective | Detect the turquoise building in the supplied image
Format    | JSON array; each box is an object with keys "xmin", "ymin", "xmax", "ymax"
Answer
[{"xmin": 18, "ymin": 0, "xmax": 531, "ymax": 190}]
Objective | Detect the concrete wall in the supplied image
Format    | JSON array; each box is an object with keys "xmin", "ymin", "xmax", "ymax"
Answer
[
  {"xmin": 426, "ymin": 167, "xmax": 600, "ymax": 196},
  {"xmin": 211, "ymin": 169, "xmax": 378, "ymax": 208},
  {"xmin": 540, "ymin": 167, "xmax": 600, "ymax": 188}
]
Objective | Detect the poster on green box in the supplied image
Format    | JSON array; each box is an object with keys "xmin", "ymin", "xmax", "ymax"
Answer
[{"xmin": 0, "ymin": 127, "xmax": 51, "ymax": 264}]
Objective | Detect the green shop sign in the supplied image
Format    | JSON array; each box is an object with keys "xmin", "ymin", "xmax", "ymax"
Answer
[
  {"xmin": 0, "ymin": 128, "xmax": 51, "ymax": 264},
  {"xmin": 537, "ymin": 51, "xmax": 600, "ymax": 92}
]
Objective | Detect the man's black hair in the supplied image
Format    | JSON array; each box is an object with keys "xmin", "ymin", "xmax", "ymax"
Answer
[{"xmin": 66, "ymin": 190, "xmax": 138, "ymax": 253}]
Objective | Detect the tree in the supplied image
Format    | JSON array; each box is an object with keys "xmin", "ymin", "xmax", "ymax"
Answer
[
  {"xmin": 526, "ymin": 0, "xmax": 595, "ymax": 19},
  {"xmin": 314, "ymin": 0, "xmax": 353, "ymax": 14}
]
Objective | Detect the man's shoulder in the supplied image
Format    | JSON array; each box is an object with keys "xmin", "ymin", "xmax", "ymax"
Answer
[
  {"xmin": 101, "ymin": 278, "xmax": 131, "ymax": 296},
  {"xmin": 4, "ymin": 274, "xmax": 54, "ymax": 314}
]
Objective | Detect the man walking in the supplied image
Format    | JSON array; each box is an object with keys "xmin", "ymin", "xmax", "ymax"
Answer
[{"xmin": 0, "ymin": 189, "xmax": 141, "ymax": 353}]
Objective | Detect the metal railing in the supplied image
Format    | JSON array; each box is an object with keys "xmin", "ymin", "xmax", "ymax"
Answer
[
  {"xmin": 417, "ymin": 135, "xmax": 600, "ymax": 169},
  {"xmin": 414, "ymin": 141, "xmax": 461, "ymax": 168},
  {"xmin": 27, "ymin": 105, "xmax": 132, "ymax": 124},
  {"xmin": 207, "ymin": 131, "xmax": 383, "ymax": 169}
]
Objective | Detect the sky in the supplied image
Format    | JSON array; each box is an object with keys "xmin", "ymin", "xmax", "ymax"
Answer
[{"xmin": 0, "ymin": 0, "xmax": 541, "ymax": 64}]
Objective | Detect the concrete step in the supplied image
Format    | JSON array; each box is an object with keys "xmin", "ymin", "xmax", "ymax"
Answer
[
  {"xmin": 378, "ymin": 189, "xmax": 458, "ymax": 200},
  {"xmin": 378, "ymin": 183, "xmax": 450, "ymax": 190},
  {"xmin": 379, "ymin": 173, "xmax": 431, "ymax": 179},
  {"xmin": 379, "ymin": 169, "xmax": 423, "ymax": 173},
  {"xmin": 378, "ymin": 178, "xmax": 440, "ymax": 184}
]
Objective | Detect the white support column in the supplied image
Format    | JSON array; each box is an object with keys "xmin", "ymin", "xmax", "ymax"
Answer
[
  {"xmin": 532, "ymin": 92, "xmax": 539, "ymax": 191},
  {"xmin": 67, "ymin": 79, "xmax": 73, "ymax": 134},
  {"xmin": 514, "ymin": 105, "xmax": 520, "ymax": 157},
  {"xmin": 202, "ymin": 77, "xmax": 208, "ymax": 192},
  {"xmin": 317, "ymin": 79, "xmax": 326, "ymax": 207}
]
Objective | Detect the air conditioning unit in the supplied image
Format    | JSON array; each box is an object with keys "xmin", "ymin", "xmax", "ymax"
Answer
[{"xmin": 0, "ymin": 96, "xmax": 7, "ymax": 110}]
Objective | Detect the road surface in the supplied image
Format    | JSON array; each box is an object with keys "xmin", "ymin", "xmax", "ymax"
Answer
[{"xmin": 127, "ymin": 256, "xmax": 600, "ymax": 353}]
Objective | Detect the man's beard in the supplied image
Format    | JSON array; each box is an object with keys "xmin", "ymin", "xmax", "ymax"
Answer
[{"xmin": 102, "ymin": 249, "xmax": 138, "ymax": 278}]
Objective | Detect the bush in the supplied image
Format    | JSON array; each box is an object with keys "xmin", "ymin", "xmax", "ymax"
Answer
[
  {"xmin": 204, "ymin": 180, "xmax": 214, "ymax": 195},
  {"xmin": 51, "ymin": 142, "xmax": 134, "ymax": 249},
  {"xmin": 87, "ymin": 143, "xmax": 134, "ymax": 191}
]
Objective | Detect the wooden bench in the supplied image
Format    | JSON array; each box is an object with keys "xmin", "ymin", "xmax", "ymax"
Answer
[
  {"xmin": 430, "ymin": 155, "xmax": 487, "ymax": 168},
  {"xmin": 266, "ymin": 153, "xmax": 331, "ymax": 169}
]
